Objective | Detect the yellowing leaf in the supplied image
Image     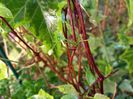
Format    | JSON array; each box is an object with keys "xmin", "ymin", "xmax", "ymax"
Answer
[
  {"xmin": 94, "ymin": 93, "xmax": 110, "ymax": 99},
  {"xmin": 0, "ymin": 61, "xmax": 7, "ymax": 80},
  {"xmin": 28, "ymin": 89, "xmax": 54, "ymax": 99}
]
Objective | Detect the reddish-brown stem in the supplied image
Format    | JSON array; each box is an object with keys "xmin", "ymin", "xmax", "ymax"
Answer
[
  {"xmin": 72, "ymin": 1, "xmax": 82, "ymax": 35},
  {"xmin": 9, "ymin": 33, "xmax": 27, "ymax": 51},
  {"xmin": 67, "ymin": 0, "xmax": 77, "ymax": 41},
  {"xmin": 38, "ymin": 54, "xmax": 67, "ymax": 82},
  {"xmin": 62, "ymin": 0, "xmax": 105, "ymax": 94},
  {"xmin": 62, "ymin": 9, "xmax": 73, "ymax": 83},
  {"xmin": 73, "ymin": 1, "xmax": 105, "ymax": 94},
  {"xmin": 62, "ymin": 7, "xmax": 81, "ymax": 92},
  {"xmin": 74, "ymin": 0, "xmax": 104, "ymax": 80},
  {"xmin": 67, "ymin": 0, "xmax": 78, "ymax": 83},
  {"xmin": 0, "ymin": 16, "xmax": 36, "ymax": 54},
  {"xmin": 77, "ymin": 50, "xmax": 82, "ymax": 83},
  {"xmin": 100, "ymin": 80, "xmax": 104, "ymax": 94},
  {"xmin": 0, "ymin": 16, "xmax": 67, "ymax": 83}
]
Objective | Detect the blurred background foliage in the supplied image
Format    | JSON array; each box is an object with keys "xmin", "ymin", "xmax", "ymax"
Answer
[{"xmin": 0, "ymin": 0, "xmax": 133, "ymax": 99}]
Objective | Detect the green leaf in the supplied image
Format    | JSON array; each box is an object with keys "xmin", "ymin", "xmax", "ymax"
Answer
[
  {"xmin": 105, "ymin": 64, "xmax": 112, "ymax": 75},
  {"xmin": 0, "ymin": 3, "xmax": 13, "ymax": 18},
  {"xmin": 94, "ymin": 93, "xmax": 110, "ymax": 99},
  {"xmin": 53, "ymin": 31, "xmax": 64, "ymax": 58},
  {"xmin": 104, "ymin": 80, "xmax": 116, "ymax": 94},
  {"xmin": 28, "ymin": 89, "xmax": 54, "ymax": 99},
  {"xmin": 118, "ymin": 33, "xmax": 130, "ymax": 46},
  {"xmin": 3, "ymin": 0, "xmax": 54, "ymax": 54},
  {"xmin": 119, "ymin": 79, "xmax": 133, "ymax": 93},
  {"xmin": 0, "ymin": 61, "xmax": 7, "ymax": 80},
  {"xmin": 120, "ymin": 48, "xmax": 133, "ymax": 74},
  {"xmin": 126, "ymin": 0, "xmax": 133, "ymax": 27},
  {"xmin": 61, "ymin": 94, "xmax": 78, "ymax": 99},
  {"xmin": 38, "ymin": 89, "xmax": 53, "ymax": 99},
  {"xmin": 57, "ymin": 84, "xmax": 78, "ymax": 95},
  {"xmin": 85, "ymin": 66, "xmax": 96, "ymax": 86},
  {"xmin": 127, "ymin": 36, "xmax": 133, "ymax": 45},
  {"xmin": 57, "ymin": 1, "xmax": 67, "ymax": 10}
]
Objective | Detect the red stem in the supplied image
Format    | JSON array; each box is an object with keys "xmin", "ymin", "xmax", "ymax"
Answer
[
  {"xmin": 0, "ymin": 16, "xmax": 67, "ymax": 83},
  {"xmin": 62, "ymin": 7, "xmax": 80, "ymax": 92},
  {"xmin": 67, "ymin": 0, "xmax": 77, "ymax": 41},
  {"xmin": 74, "ymin": 0, "xmax": 104, "ymax": 78},
  {"xmin": 73, "ymin": 0, "xmax": 105, "ymax": 94}
]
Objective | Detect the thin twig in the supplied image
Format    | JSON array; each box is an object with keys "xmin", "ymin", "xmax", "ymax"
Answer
[
  {"xmin": 0, "ymin": 16, "xmax": 67, "ymax": 83},
  {"xmin": 112, "ymin": 82, "xmax": 117, "ymax": 99}
]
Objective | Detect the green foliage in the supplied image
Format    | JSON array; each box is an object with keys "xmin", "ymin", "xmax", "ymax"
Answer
[
  {"xmin": 57, "ymin": 84, "xmax": 78, "ymax": 95},
  {"xmin": 53, "ymin": 31, "xmax": 64, "ymax": 58},
  {"xmin": 121, "ymin": 48, "xmax": 133, "ymax": 74},
  {"xmin": 126, "ymin": 0, "xmax": 133, "ymax": 27},
  {"xmin": 0, "ymin": 3, "xmax": 13, "ymax": 18},
  {"xmin": 0, "ymin": 79, "xmax": 9, "ymax": 96},
  {"xmin": 119, "ymin": 79, "xmax": 133, "ymax": 93},
  {"xmin": 94, "ymin": 93, "xmax": 110, "ymax": 99},
  {"xmin": 88, "ymin": 35, "xmax": 113, "ymax": 75},
  {"xmin": 10, "ymin": 78, "xmax": 47, "ymax": 98},
  {"xmin": 57, "ymin": 84, "xmax": 78, "ymax": 99},
  {"xmin": 0, "ymin": 61, "xmax": 7, "ymax": 80},
  {"xmin": 28, "ymin": 89, "xmax": 54, "ymax": 99},
  {"xmin": 61, "ymin": 94, "xmax": 78, "ymax": 99},
  {"xmin": 103, "ymin": 79, "xmax": 116, "ymax": 94},
  {"xmin": 0, "ymin": 0, "xmax": 133, "ymax": 98},
  {"xmin": 85, "ymin": 66, "xmax": 95, "ymax": 85}
]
